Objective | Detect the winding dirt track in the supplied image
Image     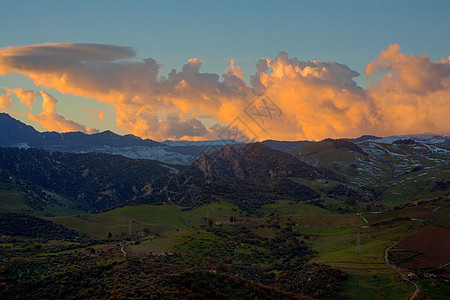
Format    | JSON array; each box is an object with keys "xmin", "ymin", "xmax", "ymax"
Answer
[
  {"xmin": 358, "ymin": 212, "xmax": 421, "ymax": 299},
  {"xmin": 384, "ymin": 241, "xmax": 420, "ymax": 300},
  {"xmin": 119, "ymin": 242, "xmax": 127, "ymax": 258}
]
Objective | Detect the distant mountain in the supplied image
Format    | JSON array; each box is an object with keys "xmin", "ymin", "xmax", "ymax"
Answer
[
  {"xmin": 0, "ymin": 113, "xmax": 160, "ymax": 148},
  {"xmin": 342, "ymin": 134, "xmax": 450, "ymax": 147},
  {"xmin": 0, "ymin": 113, "xmax": 43, "ymax": 145},
  {"xmin": 342, "ymin": 135, "xmax": 381, "ymax": 143},
  {"xmin": 361, "ymin": 133, "xmax": 450, "ymax": 147},
  {"xmin": 261, "ymin": 139, "xmax": 314, "ymax": 151},
  {"xmin": 162, "ymin": 139, "xmax": 241, "ymax": 146},
  {"xmin": 0, "ymin": 113, "xmax": 241, "ymax": 165},
  {"xmin": 2, "ymin": 113, "xmax": 449, "ymax": 164}
]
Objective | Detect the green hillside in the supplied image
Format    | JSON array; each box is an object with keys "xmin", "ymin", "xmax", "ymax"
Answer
[{"xmin": 290, "ymin": 139, "xmax": 450, "ymax": 209}]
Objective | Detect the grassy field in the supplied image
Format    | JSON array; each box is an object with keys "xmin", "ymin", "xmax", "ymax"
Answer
[
  {"xmin": 0, "ymin": 184, "xmax": 30, "ymax": 213},
  {"xmin": 429, "ymin": 201, "xmax": 450, "ymax": 227},
  {"xmin": 259, "ymin": 200, "xmax": 337, "ymax": 216},
  {"xmin": 46, "ymin": 199, "xmax": 448, "ymax": 299},
  {"xmin": 419, "ymin": 280, "xmax": 450, "ymax": 300},
  {"xmin": 379, "ymin": 168, "xmax": 450, "ymax": 209},
  {"xmin": 50, "ymin": 214, "xmax": 175, "ymax": 239},
  {"xmin": 0, "ymin": 183, "xmax": 84, "ymax": 217},
  {"xmin": 49, "ymin": 201, "xmax": 243, "ymax": 238},
  {"xmin": 259, "ymin": 200, "xmax": 441, "ymax": 299},
  {"xmin": 290, "ymin": 140, "xmax": 450, "ymax": 211},
  {"xmin": 106, "ymin": 204, "xmax": 186, "ymax": 229},
  {"xmin": 182, "ymin": 201, "xmax": 242, "ymax": 226},
  {"xmin": 362, "ymin": 206, "xmax": 434, "ymax": 224},
  {"xmin": 309, "ymin": 219, "xmax": 422, "ymax": 299},
  {"xmin": 290, "ymin": 213, "xmax": 364, "ymax": 228}
]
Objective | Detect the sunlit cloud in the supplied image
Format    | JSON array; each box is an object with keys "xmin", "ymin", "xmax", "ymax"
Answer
[
  {"xmin": 81, "ymin": 107, "xmax": 105, "ymax": 121},
  {"xmin": 0, "ymin": 42, "xmax": 449, "ymax": 140},
  {"xmin": 97, "ymin": 111, "xmax": 104, "ymax": 121},
  {"xmin": 0, "ymin": 90, "xmax": 13, "ymax": 110},
  {"xmin": 366, "ymin": 44, "xmax": 450, "ymax": 136},
  {"xmin": 27, "ymin": 91, "xmax": 98, "ymax": 134},
  {"xmin": 3, "ymin": 88, "xmax": 38, "ymax": 109}
]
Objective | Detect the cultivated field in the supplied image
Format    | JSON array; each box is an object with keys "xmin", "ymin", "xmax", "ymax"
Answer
[{"xmin": 396, "ymin": 225, "xmax": 450, "ymax": 269}]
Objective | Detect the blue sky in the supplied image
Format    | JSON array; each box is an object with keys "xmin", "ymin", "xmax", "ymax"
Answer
[
  {"xmin": 2, "ymin": 1, "xmax": 448, "ymax": 80},
  {"xmin": 0, "ymin": 1, "xmax": 449, "ymax": 140}
]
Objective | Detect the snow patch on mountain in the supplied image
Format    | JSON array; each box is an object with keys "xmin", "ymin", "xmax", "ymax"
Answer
[{"xmin": 362, "ymin": 133, "xmax": 450, "ymax": 147}]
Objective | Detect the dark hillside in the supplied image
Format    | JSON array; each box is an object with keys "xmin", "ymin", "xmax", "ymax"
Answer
[
  {"xmin": 0, "ymin": 213, "xmax": 81, "ymax": 239},
  {"xmin": 0, "ymin": 147, "xmax": 181, "ymax": 212},
  {"xmin": 172, "ymin": 143, "xmax": 339, "ymax": 213},
  {"xmin": 192, "ymin": 143, "xmax": 341, "ymax": 181}
]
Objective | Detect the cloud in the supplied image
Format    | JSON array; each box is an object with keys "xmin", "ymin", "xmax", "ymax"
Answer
[
  {"xmin": 366, "ymin": 44, "xmax": 450, "ymax": 135},
  {"xmin": 97, "ymin": 110, "xmax": 104, "ymax": 121},
  {"xmin": 224, "ymin": 59, "xmax": 243, "ymax": 79},
  {"xmin": 248, "ymin": 52, "xmax": 377, "ymax": 140},
  {"xmin": 81, "ymin": 108, "xmax": 105, "ymax": 121},
  {"xmin": 28, "ymin": 91, "xmax": 98, "ymax": 134},
  {"xmin": 0, "ymin": 43, "xmax": 449, "ymax": 140},
  {"xmin": 0, "ymin": 89, "xmax": 13, "ymax": 110},
  {"xmin": 4, "ymin": 88, "xmax": 39, "ymax": 109}
]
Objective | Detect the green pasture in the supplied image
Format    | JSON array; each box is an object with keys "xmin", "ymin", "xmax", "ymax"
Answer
[{"xmin": 50, "ymin": 214, "xmax": 175, "ymax": 239}]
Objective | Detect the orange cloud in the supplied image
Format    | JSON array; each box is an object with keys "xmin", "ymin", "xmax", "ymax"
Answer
[
  {"xmin": 0, "ymin": 90, "xmax": 13, "ymax": 110},
  {"xmin": 4, "ymin": 88, "xmax": 39, "ymax": 109},
  {"xmin": 84, "ymin": 108, "xmax": 105, "ymax": 121},
  {"xmin": 28, "ymin": 91, "xmax": 98, "ymax": 134},
  {"xmin": 366, "ymin": 44, "xmax": 450, "ymax": 136},
  {"xmin": 0, "ymin": 43, "xmax": 449, "ymax": 140}
]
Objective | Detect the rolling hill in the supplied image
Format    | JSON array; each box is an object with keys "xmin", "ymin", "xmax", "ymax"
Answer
[{"xmin": 289, "ymin": 138, "xmax": 450, "ymax": 209}]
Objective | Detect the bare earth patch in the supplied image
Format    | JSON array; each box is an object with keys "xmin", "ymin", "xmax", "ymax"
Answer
[{"xmin": 396, "ymin": 225, "xmax": 450, "ymax": 268}]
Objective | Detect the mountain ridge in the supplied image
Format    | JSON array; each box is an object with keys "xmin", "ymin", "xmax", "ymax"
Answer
[{"xmin": 1, "ymin": 113, "xmax": 449, "ymax": 163}]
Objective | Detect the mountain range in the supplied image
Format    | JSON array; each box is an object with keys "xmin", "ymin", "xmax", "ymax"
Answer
[
  {"xmin": 0, "ymin": 112, "xmax": 449, "ymax": 216},
  {"xmin": 2, "ymin": 113, "xmax": 450, "ymax": 163}
]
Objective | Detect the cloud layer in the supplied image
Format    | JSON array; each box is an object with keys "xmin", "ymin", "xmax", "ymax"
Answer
[{"xmin": 0, "ymin": 42, "xmax": 449, "ymax": 141}]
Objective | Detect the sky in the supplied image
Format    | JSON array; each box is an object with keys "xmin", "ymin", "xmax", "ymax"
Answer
[{"xmin": 0, "ymin": 0, "xmax": 449, "ymax": 141}]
